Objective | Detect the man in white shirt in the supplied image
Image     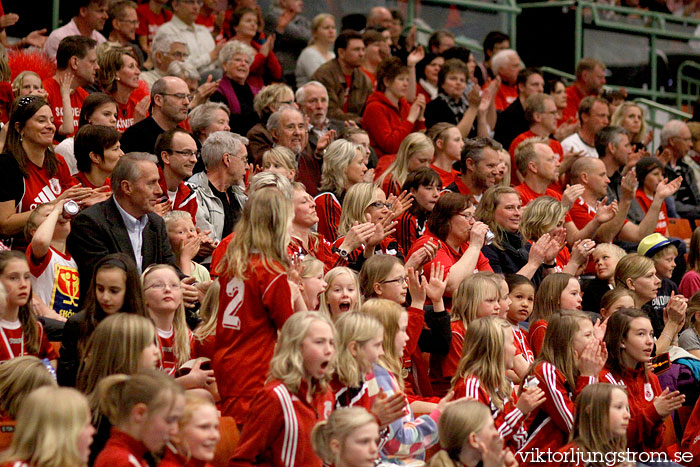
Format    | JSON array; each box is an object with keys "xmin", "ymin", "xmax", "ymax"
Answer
[
  {"xmin": 44, "ymin": 0, "xmax": 108, "ymax": 59},
  {"xmin": 561, "ymin": 96, "xmax": 610, "ymax": 158},
  {"xmin": 155, "ymin": 0, "xmax": 223, "ymax": 77}
]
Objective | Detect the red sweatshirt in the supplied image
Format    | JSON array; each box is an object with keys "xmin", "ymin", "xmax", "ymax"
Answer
[
  {"xmin": 682, "ymin": 397, "xmax": 700, "ymax": 466},
  {"xmin": 517, "ymin": 362, "xmax": 595, "ymax": 467},
  {"xmin": 528, "ymin": 320, "xmax": 547, "ymax": 358},
  {"xmin": 314, "ymin": 191, "xmax": 342, "ymax": 242},
  {"xmin": 288, "ymin": 233, "xmax": 346, "ymax": 273},
  {"xmin": 94, "ymin": 429, "xmax": 149, "ymax": 467},
  {"xmin": 160, "ymin": 445, "xmax": 211, "ymax": 467},
  {"xmin": 599, "ymin": 365, "xmax": 665, "ymax": 453},
  {"xmin": 213, "ymin": 256, "xmax": 294, "ymax": 418},
  {"xmin": 360, "ymin": 91, "xmax": 425, "ymax": 159},
  {"xmin": 230, "ymin": 379, "xmax": 333, "ymax": 467},
  {"xmin": 453, "ymin": 375, "xmax": 528, "ymax": 451}
]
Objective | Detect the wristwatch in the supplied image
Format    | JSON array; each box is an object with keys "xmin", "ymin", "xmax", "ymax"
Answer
[{"xmin": 332, "ymin": 246, "xmax": 349, "ymax": 258}]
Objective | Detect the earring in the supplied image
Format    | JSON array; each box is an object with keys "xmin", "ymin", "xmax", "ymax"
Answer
[{"xmin": 620, "ymin": 344, "xmax": 626, "ymax": 349}]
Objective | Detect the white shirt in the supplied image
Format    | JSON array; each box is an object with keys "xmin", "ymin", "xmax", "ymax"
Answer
[
  {"xmin": 156, "ymin": 15, "xmax": 215, "ymax": 73},
  {"xmin": 561, "ymin": 132, "xmax": 599, "ymax": 158},
  {"xmin": 114, "ymin": 197, "xmax": 149, "ymax": 272}
]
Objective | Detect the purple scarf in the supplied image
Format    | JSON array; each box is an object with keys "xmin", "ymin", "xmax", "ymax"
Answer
[{"xmin": 217, "ymin": 76, "xmax": 259, "ymax": 114}]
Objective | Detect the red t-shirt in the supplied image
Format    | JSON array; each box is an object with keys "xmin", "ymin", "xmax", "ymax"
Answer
[
  {"xmin": 490, "ymin": 81, "xmax": 518, "ymax": 112},
  {"xmin": 73, "ymin": 171, "xmax": 110, "ymax": 189},
  {"xmin": 508, "ymin": 131, "xmax": 564, "ymax": 184},
  {"xmin": 116, "ymin": 85, "xmax": 150, "ymax": 132},
  {"xmin": 136, "ymin": 3, "xmax": 172, "ymax": 43},
  {"xmin": 516, "ymin": 182, "xmax": 572, "ymax": 223},
  {"xmin": 157, "ymin": 326, "xmax": 178, "ymax": 376},
  {"xmin": 0, "ymin": 319, "xmax": 58, "ymax": 362},
  {"xmin": 0, "ymin": 153, "xmax": 76, "ymax": 213},
  {"xmin": 430, "ymin": 164, "xmax": 458, "ymax": 188},
  {"xmin": 42, "ymin": 78, "xmax": 88, "ymax": 138},
  {"xmin": 635, "ymin": 189, "xmax": 667, "ymax": 235},
  {"xmin": 563, "ymin": 84, "xmax": 585, "ymax": 125},
  {"xmin": 213, "ymin": 255, "xmax": 294, "ymax": 418}
]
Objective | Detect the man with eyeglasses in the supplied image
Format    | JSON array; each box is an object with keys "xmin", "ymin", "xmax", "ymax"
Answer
[
  {"xmin": 141, "ymin": 30, "xmax": 188, "ymax": 89},
  {"xmin": 658, "ymin": 120, "xmax": 700, "ymax": 223},
  {"xmin": 157, "ymin": 0, "xmax": 223, "ymax": 77},
  {"xmin": 107, "ymin": 0, "xmax": 146, "ymax": 67},
  {"xmin": 154, "ymin": 128, "xmax": 199, "ymax": 221},
  {"xmin": 45, "ymin": 0, "xmax": 108, "ymax": 59},
  {"xmin": 493, "ymin": 68, "xmax": 543, "ymax": 151},
  {"xmin": 120, "ymin": 76, "xmax": 191, "ymax": 154}
]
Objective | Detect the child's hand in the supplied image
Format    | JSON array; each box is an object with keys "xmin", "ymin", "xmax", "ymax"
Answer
[
  {"xmin": 180, "ymin": 235, "xmax": 201, "ymax": 262},
  {"xmin": 56, "ymin": 73, "xmax": 73, "ymax": 96},
  {"xmin": 515, "ymin": 386, "xmax": 546, "ymax": 415},
  {"xmin": 653, "ymin": 388, "xmax": 685, "ymax": 418},
  {"xmin": 423, "ymin": 262, "xmax": 447, "ymax": 304},
  {"xmin": 371, "ymin": 388, "xmax": 406, "ymax": 427}
]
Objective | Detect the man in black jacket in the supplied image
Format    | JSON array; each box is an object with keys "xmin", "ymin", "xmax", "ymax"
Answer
[{"xmin": 67, "ymin": 152, "xmax": 178, "ymax": 299}]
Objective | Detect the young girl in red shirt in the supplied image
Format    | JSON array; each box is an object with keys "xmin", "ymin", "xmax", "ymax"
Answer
[
  {"xmin": 601, "ymin": 308, "xmax": 685, "ymax": 453},
  {"xmin": 213, "ymin": 188, "xmax": 296, "ymax": 418},
  {"xmin": 554, "ymin": 384, "xmax": 630, "ymax": 467},
  {"xmin": 94, "ymin": 371, "xmax": 185, "ymax": 467},
  {"xmin": 0, "ymin": 251, "xmax": 58, "ymax": 365},
  {"xmin": 319, "ymin": 266, "xmax": 362, "ymax": 320},
  {"xmin": 311, "ymin": 407, "xmax": 381, "ymax": 467},
  {"xmin": 440, "ymin": 273, "xmax": 501, "ymax": 389},
  {"xmin": 0, "ymin": 386, "xmax": 95, "ymax": 467},
  {"xmin": 142, "ymin": 264, "xmax": 213, "ymax": 390},
  {"xmin": 517, "ymin": 310, "xmax": 607, "ymax": 467},
  {"xmin": 160, "ymin": 393, "xmax": 221, "ymax": 467},
  {"xmin": 451, "ymin": 317, "xmax": 545, "ymax": 452},
  {"xmin": 231, "ymin": 311, "xmax": 336, "ymax": 467},
  {"xmin": 528, "ymin": 273, "xmax": 582, "ymax": 356},
  {"xmin": 505, "ymin": 274, "xmax": 536, "ymax": 382}
]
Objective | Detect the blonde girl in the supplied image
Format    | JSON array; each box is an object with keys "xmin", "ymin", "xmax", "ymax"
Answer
[
  {"xmin": 231, "ymin": 311, "xmax": 336, "ymax": 466},
  {"xmin": 599, "ymin": 287, "xmax": 636, "ymax": 320},
  {"xmin": 142, "ymin": 264, "xmax": 214, "ymax": 389},
  {"xmin": 601, "ymin": 308, "xmax": 683, "ymax": 453},
  {"xmin": 213, "ymin": 187, "xmax": 295, "ymax": 419},
  {"xmin": 192, "ymin": 278, "xmax": 220, "ymax": 360},
  {"xmin": 583, "ymin": 242, "xmax": 627, "ymax": 314},
  {"xmin": 0, "ymin": 251, "xmax": 58, "ymax": 364},
  {"xmin": 528, "ymin": 273, "xmax": 582, "ymax": 356},
  {"xmin": 262, "ymin": 146, "xmax": 296, "ymax": 181},
  {"xmin": 11, "ymin": 71, "xmax": 48, "ymax": 99},
  {"xmin": 429, "ymin": 399, "xmax": 515, "ymax": 467},
  {"xmin": 299, "ymin": 256, "xmax": 327, "ymax": 311},
  {"xmin": 311, "ymin": 407, "xmax": 380, "ymax": 467},
  {"xmin": 161, "ymin": 393, "xmax": 221, "ymax": 467},
  {"xmin": 360, "ymin": 254, "xmax": 449, "ymax": 398},
  {"xmin": 94, "ymin": 371, "xmax": 185, "ymax": 467},
  {"xmin": 555, "ymin": 384, "xmax": 629, "ymax": 467},
  {"xmin": 679, "ymin": 292, "xmax": 700, "ymax": 358},
  {"xmin": 376, "ymin": 132, "xmax": 434, "ymax": 197},
  {"xmin": 315, "ymin": 138, "xmax": 367, "ymax": 241},
  {"xmin": 517, "ymin": 310, "xmax": 606, "ymax": 467},
  {"xmin": 614, "ymin": 253, "xmax": 685, "ymax": 354},
  {"xmin": 362, "ymin": 298, "xmax": 447, "ymax": 465},
  {"xmin": 330, "ymin": 312, "xmax": 387, "ymax": 411},
  {"xmin": 76, "ymin": 313, "xmax": 161, "ymax": 450},
  {"xmin": 319, "ymin": 266, "xmax": 362, "ymax": 320},
  {"xmin": 426, "ymin": 123, "xmax": 463, "ymax": 188},
  {"xmin": 451, "ymin": 317, "xmax": 545, "ymax": 452},
  {"xmin": 0, "ymin": 355, "xmax": 56, "ymax": 422},
  {"xmin": 0, "ymin": 386, "xmax": 95, "ymax": 467},
  {"xmin": 441, "ymin": 274, "xmax": 501, "ymax": 385}
]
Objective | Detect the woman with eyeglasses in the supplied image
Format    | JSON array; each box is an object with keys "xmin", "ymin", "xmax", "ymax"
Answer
[
  {"xmin": 210, "ymin": 40, "xmax": 261, "ymax": 136},
  {"xmin": 333, "ymin": 182, "xmax": 401, "ymax": 272},
  {"xmin": 95, "ymin": 44, "xmax": 150, "ymax": 133},
  {"xmin": 0, "ymin": 96, "xmax": 92, "ymax": 249}
]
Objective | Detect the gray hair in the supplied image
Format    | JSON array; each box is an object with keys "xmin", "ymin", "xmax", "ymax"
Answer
[
  {"xmin": 189, "ymin": 102, "xmax": 230, "ymax": 137},
  {"xmin": 111, "ymin": 152, "xmax": 158, "ymax": 195},
  {"xmin": 660, "ymin": 120, "xmax": 687, "ymax": 147},
  {"xmin": 167, "ymin": 61, "xmax": 199, "ymax": 82},
  {"xmin": 201, "ymin": 131, "xmax": 248, "ymax": 170},
  {"xmin": 151, "ymin": 30, "xmax": 187, "ymax": 56},
  {"xmin": 266, "ymin": 104, "xmax": 304, "ymax": 133},
  {"xmin": 295, "ymin": 81, "xmax": 327, "ymax": 104},
  {"xmin": 595, "ymin": 126, "xmax": 629, "ymax": 157},
  {"xmin": 491, "ymin": 49, "xmax": 520, "ymax": 75},
  {"xmin": 248, "ymin": 171, "xmax": 294, "ymax": 198},
  {"xmin": 219, "ymin": 40, "xmax": 255, "ymax": 66},
  {"xmin": 524, "ymin": 93, "xmax": 554, "ymax": 125}
]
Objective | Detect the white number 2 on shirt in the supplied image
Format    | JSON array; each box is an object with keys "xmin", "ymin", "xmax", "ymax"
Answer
[{"xmin": 222, "ymin": 278, "xmax": 245, "ymax": 330}]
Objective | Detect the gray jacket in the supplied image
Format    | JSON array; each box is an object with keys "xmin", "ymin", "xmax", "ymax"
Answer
[{"xmin": 188, "ymin": 171, "xmax": 247, "ymax": 244}]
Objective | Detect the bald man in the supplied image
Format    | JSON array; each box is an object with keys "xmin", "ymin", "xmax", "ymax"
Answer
[
  {"xmin": 568, "ymin": 156, "xmax": 672, "ymax": 243},
  {"xmin": 367, "ymin": 7, "xmax": 393, "ymax": 29}
]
